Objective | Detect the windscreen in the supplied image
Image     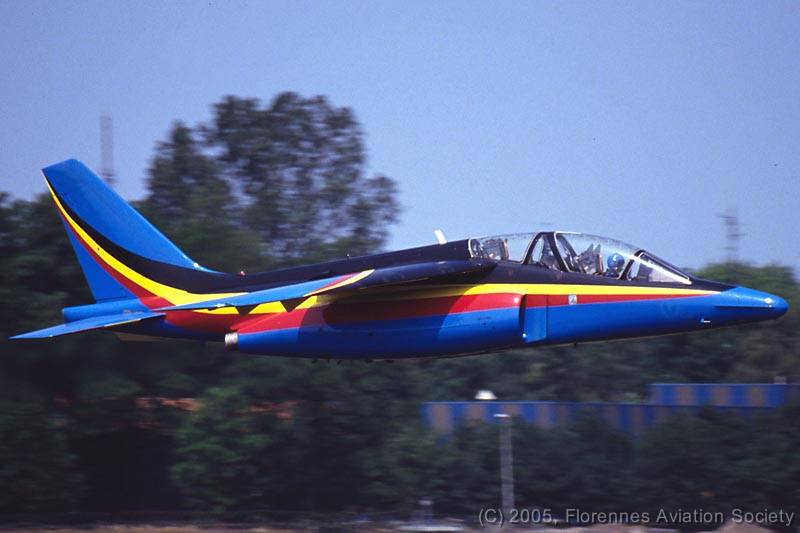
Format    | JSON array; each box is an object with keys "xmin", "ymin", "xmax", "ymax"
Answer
[
  {"xmin": 553, "ymin": 233, "xmax": 639, "ymax": 277},
  {"xmin": 553, "ymin": 232, "xmax": 690, "ymax": 284},
  {"xmin": 626, "ymin": 252, "xmax": 690, "ymax": 285},
  {"xmin": 469, "ymin": 234, "xmax": 536, "ymax": 262}
]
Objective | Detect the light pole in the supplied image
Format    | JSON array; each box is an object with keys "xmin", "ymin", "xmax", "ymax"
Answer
[
  {"xmin": 475, "ymin": 389, "xmax": 497, "ymax": 401},
  {"xmin": 494, "ymin": 413, "xmax": 514, "ymax": 515}
]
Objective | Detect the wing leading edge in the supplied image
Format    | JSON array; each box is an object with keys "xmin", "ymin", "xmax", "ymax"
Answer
[{"xmin": 156, "ymin": 259, "xmax": 496, "ymax": 312}]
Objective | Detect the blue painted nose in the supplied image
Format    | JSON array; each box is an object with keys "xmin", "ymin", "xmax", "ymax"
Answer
[{"xmin": 715, "ymin": 286, "xmax": 789, "ymax": 323}]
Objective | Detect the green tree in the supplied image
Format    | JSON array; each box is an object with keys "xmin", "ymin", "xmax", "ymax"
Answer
[
  {"xmin": 633, "ymin": 409, "xmax": 748, "ymax": 515},
  {"xmin": 205, "ymin": 93, "xmax": 400, "ymax": 265},
  {"xmin": 141, "ymin": 94, "xmax": 400, "ymax": 272},
  {"xmin": 0, "ymin": 392, "xmax": 82, "ymax": 513},
  {"xmin": 170, "ymin": 385, "xmax": 288, "ymax": 511},
  {"xmin": 725, "ymin": 407, "xmax": 800, "ymax": 513},
  {"xmin": 368, "ymin": 422, "xmax": 443, "ymax": 512},
  {"xmin": 141, "ymin": 123, "xmax": 262, "ymax": 273},
  {"xmin": 3, "ymin": 88, "xmax": 799, "ymax": 520},
  {"xmin": 429, "ymin": 423, "xmax": 500, "ymax": 514},
  {"xmin": 513, "ymin": 414, "xmax": 634, "ymax": 513}
]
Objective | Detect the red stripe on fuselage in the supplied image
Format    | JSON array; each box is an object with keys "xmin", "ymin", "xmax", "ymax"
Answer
[
  {"xmin": 59, "ymin": 205, "xmax": 711, "ymax": 336},
  {"xmin": 196, "ymin": 291, "xmax": 709, "ymax": 335},
  {"xmin": 237, "ymin": 292, "xmax": 522, "ymax": 333},
  {"xmin": 163, "ymin": 310, "xmax": 243, "ymax": 333}
]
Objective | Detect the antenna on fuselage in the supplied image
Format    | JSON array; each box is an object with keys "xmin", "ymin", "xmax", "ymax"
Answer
[{"xmin": 434, "ymin": 229, "xmax": 447, "ymax": 245}]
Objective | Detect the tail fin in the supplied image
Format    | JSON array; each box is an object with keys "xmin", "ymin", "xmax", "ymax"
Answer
[{"xmin": 43, "ymin": 159, "xmax": 202, "ymax": 302}]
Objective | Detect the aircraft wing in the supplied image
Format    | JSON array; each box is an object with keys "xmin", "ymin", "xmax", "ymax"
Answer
[
  {"xmin": 157, "ymin": 259, "xmax": 496, "ymax": 312},
  {"xmin": 10, "ymin": 311, "xmax": 165, "ymax": 339}
]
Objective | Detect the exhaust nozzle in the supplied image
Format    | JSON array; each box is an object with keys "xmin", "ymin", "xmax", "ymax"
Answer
[{"xmin": 224, "ymin": 332, "xmax": 238, "ymax": 351}]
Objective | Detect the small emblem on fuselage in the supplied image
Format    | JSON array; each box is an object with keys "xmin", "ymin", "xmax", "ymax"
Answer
[{"xmin": 568, "ymin": 294, "xmax": 578, "ymax": 305}]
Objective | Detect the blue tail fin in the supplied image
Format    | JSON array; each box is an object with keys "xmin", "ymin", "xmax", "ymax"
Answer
[{"xmin": 43, "ymin": 159, "xmax": 201, "ymax": 302}]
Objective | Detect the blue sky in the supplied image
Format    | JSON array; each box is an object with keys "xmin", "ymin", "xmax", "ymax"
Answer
[{"xmin": 1, "ymin": 1, "xmax": 798, "ymax": 273}]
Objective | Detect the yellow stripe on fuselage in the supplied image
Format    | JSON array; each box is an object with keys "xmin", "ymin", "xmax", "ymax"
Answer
[
  {"xmin": 306, "ymin": 269, "xmax": 375, "ymax": 296},
  {"xmin": 312, "ymin": 283, "xmax": 717, "ymax": 306},
  {"xmin": 48, "ymin": 179, "xmax": 716, "ymax": 318},
  {"xmin": 465, "ymin": 283, "xmax": 714, "ymax": 296}
]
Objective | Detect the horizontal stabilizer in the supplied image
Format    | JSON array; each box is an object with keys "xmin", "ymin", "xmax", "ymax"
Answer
[
  {"xmin": 158, "ymin": 259, "xmax": 495, "ymax": 312},
  {"xmin": 10, "ymin": 311, "xmax": 164, "ymax": 339}
]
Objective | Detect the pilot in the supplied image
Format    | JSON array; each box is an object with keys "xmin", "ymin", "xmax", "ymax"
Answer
[{"xmin": 604, "ymin": 253, "xmax": 625, "ymax": 278}]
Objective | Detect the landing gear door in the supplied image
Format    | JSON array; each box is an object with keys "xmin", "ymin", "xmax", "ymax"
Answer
[{"xmin": 521, "ymin": 294, "xmax": 547, "ymax": 344}]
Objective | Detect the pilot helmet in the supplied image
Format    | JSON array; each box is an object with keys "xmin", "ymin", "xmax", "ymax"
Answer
[{"xmin": 607, "ymin": 253, "xmax": 625, "ymax": 271}]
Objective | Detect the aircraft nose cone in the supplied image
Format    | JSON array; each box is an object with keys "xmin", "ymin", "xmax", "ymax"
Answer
[
  {"xmin": 768, "ymin": 294, "xmax": 789, "ymax": 317},
  {"xmin": 719, "ymin": 286, "xmax": 789, "ymax": 321}
]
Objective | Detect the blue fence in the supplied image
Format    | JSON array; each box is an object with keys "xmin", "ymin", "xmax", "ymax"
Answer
[
  {"xmin": 422, "ymin": 383, "xmax": 798, "ymax": 436},
  {"xmin": 648, "ymin": 383, "xmax": 800, "ymax": 407}
]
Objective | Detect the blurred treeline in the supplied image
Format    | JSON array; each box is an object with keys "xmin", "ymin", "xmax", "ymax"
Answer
[{"xmin": 0, "ymin": 93, "xmax": 797, "ymax": 520}]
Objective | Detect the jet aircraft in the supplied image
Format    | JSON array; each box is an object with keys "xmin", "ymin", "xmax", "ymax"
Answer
[{"xmin": 11, "ymin": 159, "xmax": 789, "ymax": 359}]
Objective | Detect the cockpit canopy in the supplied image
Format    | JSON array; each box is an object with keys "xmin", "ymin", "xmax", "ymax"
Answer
[{"xmin": 469, "ymin": 232, "xmax": 691, "ymax": 285}]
